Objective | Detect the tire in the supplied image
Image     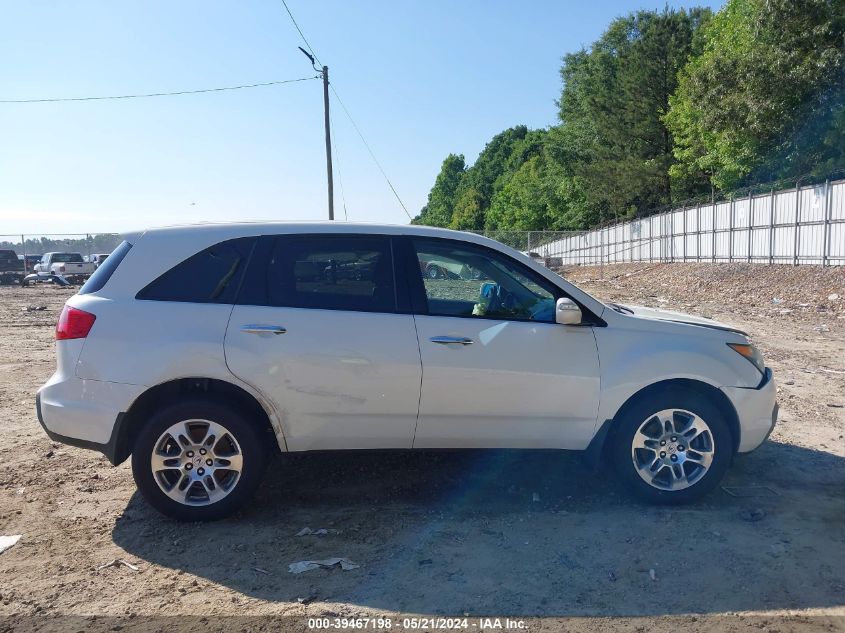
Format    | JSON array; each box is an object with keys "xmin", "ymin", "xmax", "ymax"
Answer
[
  {"xmin": 426, "ymin": 265, "xmax": 443, "ymax": 279},
  {"xmin": 608, "ymin": 387, "xmax": 733, "ymax": 504},
  {"xmin": 132, "ymin": 399, "xmax": 270, "ymax": 521}
]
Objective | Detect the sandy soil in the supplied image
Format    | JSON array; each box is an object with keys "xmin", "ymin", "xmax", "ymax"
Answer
[{"xmin": 0, "ymin": 264, "xmax": 843, "ymax": 632}]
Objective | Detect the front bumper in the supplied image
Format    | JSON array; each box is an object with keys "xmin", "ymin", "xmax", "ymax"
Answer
[{"xmin": 721, "ymin": 367, "xmax": 778, "ymax": 453}]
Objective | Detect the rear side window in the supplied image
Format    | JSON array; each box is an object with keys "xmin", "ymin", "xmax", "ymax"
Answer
[
  {"xmin": 265, "ymin": 235, "xmax": 396, "ymax": 313},
  {"xmin": 137, "ymin": 237, "xmax": 255, "ymax": 304},
  {"xmin": 78, "ymin": 240, "xmax": 133, "ymax": 295}
]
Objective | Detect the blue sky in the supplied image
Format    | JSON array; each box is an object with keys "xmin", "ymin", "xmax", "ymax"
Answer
[{"xmin": 0, "ymin": 0, "xmax": 723, "ymax": 236}]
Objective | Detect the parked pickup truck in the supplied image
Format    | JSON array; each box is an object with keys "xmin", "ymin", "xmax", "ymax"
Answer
[
  {"xmin": 34, "ymin": 253, "xmax": 96, "ymax": 283},
  {"xmin": 0, "ymin": 250, "xmax": 25, "ymax": 285},
  {"xmin": 23, "ymin": 254, "xmax": 42, "ymax": 273}
]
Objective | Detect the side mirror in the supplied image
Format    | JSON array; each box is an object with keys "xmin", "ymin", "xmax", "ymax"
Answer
[{"xmin": 555, "ymin": 297, "xmax": 582, "ymax": 325}]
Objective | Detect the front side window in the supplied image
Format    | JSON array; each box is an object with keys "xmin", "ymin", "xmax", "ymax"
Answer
[
  {"xmin": 413, "ymin": 239, "xmax": 557, "ymax": 322},
  {"xmin": 137, "ymin": 237, "xmax": 255, "ymax": 303},
  {"xmin": 267, "ymin": 235, "xmax": 396, "ymax": 313}
]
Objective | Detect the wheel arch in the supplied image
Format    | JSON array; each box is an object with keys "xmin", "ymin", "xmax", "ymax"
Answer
[
  {"xmin": 593, "ymin": 378, "xmax": 741, "ymax": 461},
  {"xmin": 112, "ymin": 377, "xmax": 281, "ymax": 465}
]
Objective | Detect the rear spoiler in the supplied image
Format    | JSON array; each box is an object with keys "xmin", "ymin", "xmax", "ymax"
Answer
[{"xmin": 121, "ymin": 230, "xmax": 143, "ymax": 245}]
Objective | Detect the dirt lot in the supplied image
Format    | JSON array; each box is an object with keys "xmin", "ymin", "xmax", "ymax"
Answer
[{"xmin": 0, "ymin": 264, "xmax": 843, "ymax": 632}]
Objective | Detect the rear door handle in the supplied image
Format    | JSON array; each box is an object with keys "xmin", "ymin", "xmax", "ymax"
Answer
[
  {"xmin": 430, "ymin": 336, "xmax": 473, "ymax": 345},
  {"xmin": 241, "ymin": 324, "xmax": 287, "ymax": 335}
]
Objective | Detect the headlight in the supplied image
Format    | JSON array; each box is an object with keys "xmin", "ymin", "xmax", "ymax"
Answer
[{"xmin": 727, "ymin": 342, "xmax": 765, "ymax": 374}]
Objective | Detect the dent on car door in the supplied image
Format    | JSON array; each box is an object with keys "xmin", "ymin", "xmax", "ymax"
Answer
[
  {"xmin": 404, "ymin": 237, "xmax": 601, "ymax": 450},
  {"xmin": 224, "ymin": 234, "xmax": 423, "ymax": 451}
]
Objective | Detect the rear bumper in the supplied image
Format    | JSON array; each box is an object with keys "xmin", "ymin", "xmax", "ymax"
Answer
[
  {"xmin": 36, "ymin": 374, "xmax": 142, "ymax": 465},
  {"xmin": 721, "ymin": 367, "xmax": 778, "ymax": 453},
  {"xmin": 37, "ymin": 392, "xmax": 119, "ymax": 464}
]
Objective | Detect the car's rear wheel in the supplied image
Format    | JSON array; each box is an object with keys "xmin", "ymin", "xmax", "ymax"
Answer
[
  {"xmin": 609, "ymin": 387, "xmax": 732, "ymax": 504},
  {"xmin": 132, "ymin": 400, "xmax": 269, "ymax": 521}
]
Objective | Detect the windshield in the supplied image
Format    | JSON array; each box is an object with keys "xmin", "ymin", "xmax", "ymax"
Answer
[{"xmin": 51, "ymin": 253, "xmax": 84, "ymax": 263}]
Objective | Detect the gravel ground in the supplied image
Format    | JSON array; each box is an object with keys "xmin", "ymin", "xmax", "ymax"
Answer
[{"xmin": 0, "ymin": 265, "xmax": 843, "ymax": 632}]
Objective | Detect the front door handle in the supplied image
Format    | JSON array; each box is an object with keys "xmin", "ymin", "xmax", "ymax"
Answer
[
  {"xmin": 241, "ymin": 324, "xmax": 287, "ymax": 335},
  {"xmin": 430, "ymin": 336, "xmax": 473, "ymax": 345}
]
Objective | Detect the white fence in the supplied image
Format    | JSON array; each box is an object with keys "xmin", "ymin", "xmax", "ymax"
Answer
[{"xmin": 522, "ymin": 178, "xmax": 845, "ymax": 266}]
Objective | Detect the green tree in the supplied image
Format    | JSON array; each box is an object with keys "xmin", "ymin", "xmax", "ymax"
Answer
[
  {"xmin": 665, "ymin": 0, "xmax": 845, "ymax": 190},
  {"xmin": 558, "ymin": 8, "xmax": 712, "ymax": 218},
  {"xmin": 449, "ymin": 187, "xmax": 486, "ymax": 230},
  {"xmin": 484, "ymin": 140, "xmax": 587, "ymax": 231},
  {"xmin": 455, "ymin": 126, "xmax": 532, "ymax": 208},
  {"xmin": 486, "ymin": 156, "xmax": 552, "ymax": 231},
  {"xmin": 414, "ymin": 126, "xmax": 539, "ymax": 230},
  {"xmin": 411, "ymin": 153, "xmax": 465, "ymax": 227},
  {"xmin": 416, "ymin": 2, "xmax": 844, "ymax": 234}
]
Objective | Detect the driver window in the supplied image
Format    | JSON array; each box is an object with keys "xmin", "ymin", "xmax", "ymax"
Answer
[{"xmin": 412, "ymin": 239, "xmax": 557, "ymax": 322}]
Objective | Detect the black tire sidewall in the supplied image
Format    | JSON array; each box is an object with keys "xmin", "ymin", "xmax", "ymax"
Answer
[
  {"xmin": 132, "ymin": 399, "xmax": 269, "ymax": 521},
  {"xmin": 610, "ymin": 387, "xmax": 733, "ymax": 504}
]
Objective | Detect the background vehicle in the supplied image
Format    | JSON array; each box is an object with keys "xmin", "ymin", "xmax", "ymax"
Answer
[
  {"xmin": 420, "ymin": 257, "xmax": 486, "ymax": 280},
  {"xmin": 34, "ymin": 252, "xmax": 96, "ymax": 283},
  {"xmin": 86, "ymin": 253, "xmax": 111, "ymax": 268},
  {"xmin": 36, "ymin": 223, "xmax": 777, "ymax": 521},
  {"xmin": 0, "ymin": 250, "xmax": 25, "ymax": 285},
  {"xmin": 23, "ymin": 254, "xmax": 42, "ymax": 273}
]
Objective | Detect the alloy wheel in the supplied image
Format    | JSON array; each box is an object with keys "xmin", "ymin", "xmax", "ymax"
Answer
[
  {"xmin": 630, "ymin": 408, "xmax": 715, "ymax": 491},
  {"xmin": 150, "ymin": 419, "xmax": 244, "ymax": 506}
]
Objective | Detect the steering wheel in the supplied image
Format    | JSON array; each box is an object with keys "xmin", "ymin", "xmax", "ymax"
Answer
[{"xmin": 484, "ymin": 285, "xmax": 517, "ymax": 316}]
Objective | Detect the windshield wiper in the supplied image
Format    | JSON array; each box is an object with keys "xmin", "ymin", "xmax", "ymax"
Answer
[{"xmin": 608, "ymin": 302, "xmax": 634, "ymax": 314}]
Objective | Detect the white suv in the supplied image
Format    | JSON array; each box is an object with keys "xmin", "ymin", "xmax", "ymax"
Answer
[{"xmin": 37, "ymin": 223, "xmax": 777, "ymax": 520}]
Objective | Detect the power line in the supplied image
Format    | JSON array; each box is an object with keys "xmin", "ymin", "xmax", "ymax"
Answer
[
  {"xmin": 0, "ymin": 76, "xmax": 319, "ymax": 103},
  {"xmin": 281, "ymin": 0, "xmax": 322, "ymax": 66},
  {"xmin": 279, "ymin": 0, "xmax": 411, "ymax": 221},
  {"xmin": 331, "ymin": 86, "xmax": 412, "ymax": 220}
]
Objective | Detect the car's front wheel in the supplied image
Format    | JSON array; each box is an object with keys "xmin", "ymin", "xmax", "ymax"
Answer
[
  {"xmin": 609, "ymin": 387, "xmax": 733, "ymax": 504},
  {"xmin": 132, "ymin": 400, "xmax": 269, "ymax": 521}
]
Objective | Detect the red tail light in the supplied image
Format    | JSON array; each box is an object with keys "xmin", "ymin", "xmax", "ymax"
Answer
[{"xmin": 56, "ymin": 305, "xmax": 96, "ymax": 340}]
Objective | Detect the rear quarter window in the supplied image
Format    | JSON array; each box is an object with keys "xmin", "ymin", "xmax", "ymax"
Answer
[
  {"xmin": 136, "ymin": 237, "xmax": 256, "ymax": 304},
  {"xmin": 78, "ymin": 240, "xmax": 133, "ymax": 295}
]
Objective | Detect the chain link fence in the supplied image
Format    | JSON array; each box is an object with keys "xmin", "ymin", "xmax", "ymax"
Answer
[
  {"xmin": 469, "ymin": 230, "xmax": 586, "ymax": 262},
  {"xmin": 476, "ymin": 176, "xmax": 845, "ymax": 268},
  {"xmin": 0, "ymin": 233, "xmax": 122, "ymax": 261},
  {"xmin": 4, "ymin": 172, "xmax": 844, "ymax": 276}
]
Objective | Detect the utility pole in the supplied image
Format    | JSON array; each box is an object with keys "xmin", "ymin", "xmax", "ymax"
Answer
[
  {"xmin": 322, "ymin": 65, "xmax": 334, "ymax": 221},
  {"xmin": 299, "ymin": 47, "xmax": 334, "ymax": 220}
]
